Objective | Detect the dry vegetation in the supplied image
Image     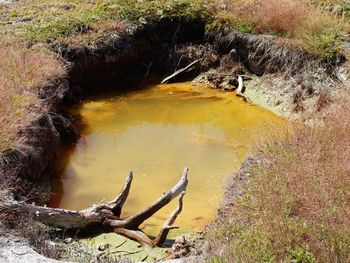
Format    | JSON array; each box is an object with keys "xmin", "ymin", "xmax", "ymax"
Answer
[
  {"xmin": 0, "ymin": 43, "xmax": 65, "ymax": 153},
  {"xmin": 212, "ymin": 0, "xmax": 349, "ymax": 59},
  {"xmin": 0, "ymin": 0, "xmax": 119, "ymax": 153},
  {"xmin": 206, "ymin": 103, "xmax": 350, "ymax": 262},
  {"xmin": 0, "ymin": 1, "xmax": 349, "ymax": 261}
]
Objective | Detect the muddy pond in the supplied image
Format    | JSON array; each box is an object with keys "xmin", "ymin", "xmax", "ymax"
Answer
[{"xmin": 50, "ymin": 82, "xmax": 283, "ymax": 238}]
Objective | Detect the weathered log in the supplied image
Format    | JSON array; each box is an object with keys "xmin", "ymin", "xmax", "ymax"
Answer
[
  {"xmin": 9, "ymin": 168, "xmax": 189, "ymax": 247},
  {"xmin": 161, "ymin": 59, "xmax": 202, "ymax": 84}
]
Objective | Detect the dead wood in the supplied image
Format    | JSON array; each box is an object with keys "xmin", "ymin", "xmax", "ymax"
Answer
[
  {"xmin": 237, "ymin": 75, "xmax": 245, "ymax": 95},
  {"xmin": 9, "ymin": 168, "xmax": 189, "ymax": 247},
  {"xmin": 161, "ymin": 59, "xmax": 202, "ymax": 84}
]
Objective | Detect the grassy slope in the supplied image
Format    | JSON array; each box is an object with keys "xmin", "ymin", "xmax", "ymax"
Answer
[
  {"xmin": 206, "ymin": 104, "xmax": 350, "ymax": 262},
  {"xmin": 211, "ymin": 0, "xmax": 349, "ymax": 59}
]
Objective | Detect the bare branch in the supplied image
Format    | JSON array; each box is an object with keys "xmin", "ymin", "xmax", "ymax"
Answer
[
  {"xmin": 122, "ymin": 168, "xmax": 189, "ymax": 229},
  {"xmin": 153, "ymin": 191, "xmax": 185, "ymax": 246},
  {"xmin": 113, "ymin": 228, "xmax": 154, "ymax": 247},
  {"xmin": 107, "ymin": 171, "xmax": 133, "ymax": 217},
  {"xmin": 161, "ymin": 60, "xmax": 201, "ymax": 84}
]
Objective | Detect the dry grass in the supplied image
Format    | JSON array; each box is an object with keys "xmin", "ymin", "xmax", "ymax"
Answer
[
  {"xmin": 0, "ymin": 1, "xmax": 120, "ymax": 153},
  {"xmin": 214, "ymin": 0, "xmax": 348, "ymax": 59},
  {"xmin": 222, "ymin": 0, "xmax": 308, "ymax": 36},
  {"xmin": 0, "ymin": 43, "xmax": 66, "ymax": 153},
  {"xmin": 207, "ymin": 103, "xmax": 350, "ymax": 262}
]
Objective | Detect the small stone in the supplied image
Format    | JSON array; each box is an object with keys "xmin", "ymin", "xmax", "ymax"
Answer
[
  {"xmin": 98, "ymin": 243, "xmax": 110, "ymax": 251},
  {"xmin": 64, "ymin": 238, "xmax": 73, "ymax": 244}
]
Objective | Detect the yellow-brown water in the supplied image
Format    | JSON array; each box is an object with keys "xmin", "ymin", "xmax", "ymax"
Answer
[{"xmin": 50, "ymin": 82, "xmax": 283, "ymax": 237}]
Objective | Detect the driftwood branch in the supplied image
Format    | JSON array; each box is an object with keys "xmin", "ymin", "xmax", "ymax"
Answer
[
  {"xmin": 153, "ymin": 191, "xmax": 185, "ymax": 246},
  {"xmin": 120, "ymin": 167, "xmax": 188, "ymax": 229},
  {"xmin": 161, "ymin": 59, "xmax": 201, "ymax": 84},
  {"xmin": 10, "ymin": 168, "xmax": 189, "ymax": 247},
  {"xmin": 237, "ymin": 75, "xmax": 245, "ymax": 95},
  {"xmin": 113, "ymin": 191, "xmax": 185, "ymax": 247},
  {"xmin": 104, "ymin": 171, "xmax": 133, "ymax": 217}
]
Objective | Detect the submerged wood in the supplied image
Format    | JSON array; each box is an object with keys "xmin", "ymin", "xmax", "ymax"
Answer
[
  {"xmin": 161, "ymin": 59, "xmax": 202, "ymax": 84},
  {"xmin": 10, "ymin": 168, "xmax": 189, "ymax": 247}
]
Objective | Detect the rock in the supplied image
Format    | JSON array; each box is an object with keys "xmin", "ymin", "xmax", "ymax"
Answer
[
  {"xmin": 64, "ymin": 238, "xmax": 73, "ymax": 244},
  {"xmin": 337, "ymin": 67, "xmax": 349, "ymax": 82},
  {"xmin": 0, "ymin": 235, "xmax": 70, "ymax": 263},
  {"xmin": 98, "ymin": 243, "xmax": 109, "ymax": 251}
]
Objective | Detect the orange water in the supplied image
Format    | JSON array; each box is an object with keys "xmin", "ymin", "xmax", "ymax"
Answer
[{"xmin": 50, "ymin": 82, "xmax": 283, "ymax": 236}]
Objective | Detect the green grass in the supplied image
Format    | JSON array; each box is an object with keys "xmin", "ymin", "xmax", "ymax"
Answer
[
  {"xmin": 0, "ymin": 0, "xmax": 121, "ymax": 44},
  {"xmin": 24, "ymin": 5, "xmax": 112, "ymax": 43},
  {"xmin": 117, "ymin": 0, "xmax": 210, "ymax": 23},
  {"xmin": 303, "ymin": 30, "xmax": 343, "ymax": 60},
  {"xmin": 0, "ymin": 0, "xmax": 209, "ymax": 45},
  {"xmin": 206, "ymin": 13, "xmax": 255, "ymax": 35}
]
